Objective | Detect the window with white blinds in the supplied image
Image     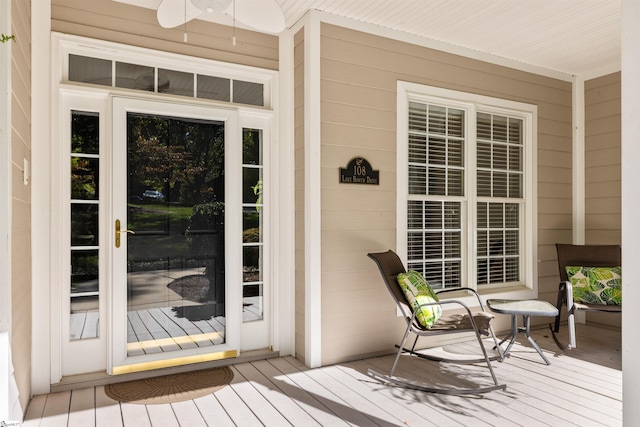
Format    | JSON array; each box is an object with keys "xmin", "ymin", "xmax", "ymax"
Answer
[
  {"xmin": 401, "ymin": 85, "xmax": 533, "ymax": 292},
  {"xmin": 407, "ymin": 102, "xmax": 465, "ymax": 288},
  {"xmin": 476, "ymin": 113, "xmax": 523, "ymax": 286}
]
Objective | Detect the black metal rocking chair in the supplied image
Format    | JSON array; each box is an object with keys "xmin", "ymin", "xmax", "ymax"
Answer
[{"xmin": 367, "ymin": 250, "xmax": 506, "ymax": 395}]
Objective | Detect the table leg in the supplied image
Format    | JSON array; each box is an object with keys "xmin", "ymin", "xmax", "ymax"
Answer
[
  {"xmin": 523, "ymin": 315, "xmax": 552, "ymax": 365},
  {"xmin": 495, "ymin": 314, "xmax": 518, "ymax": 357}
]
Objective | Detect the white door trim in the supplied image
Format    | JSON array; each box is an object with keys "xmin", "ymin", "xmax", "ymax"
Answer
[{"xmin": 40, "ymin": 32, "xmax": 288, "ymax": 387}]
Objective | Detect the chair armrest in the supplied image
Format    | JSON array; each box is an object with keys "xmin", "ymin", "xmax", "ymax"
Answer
[
  {"xmin": 561, "ymin": 280, "xmax": 578, "ymax": 349},
  {"xmin": 414, "ymin": 299, "xmax": 474, "ymax": 319},
  {"xmin": 436, "ymin": 287, "xmax": 485, "ymax": 310},
  {"xmin": 562, "ymin": 280, "xmax": 575, "ymax": 311},
  {"xmin": 412, "ymin": 299, "xmax": 488, "ymax": 334},
  {"xmin": 554, "ymin": 281, "xmax": 567, "ymax": 332}
]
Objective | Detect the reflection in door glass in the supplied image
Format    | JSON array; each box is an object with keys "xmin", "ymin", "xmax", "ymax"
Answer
[
  {"xmin": 126, "ymin": 113, "xmax": 226, "ymax": 357},
  {"xmin": 242, "ymin": 128, "xmax": 264, "ymax": 322},
  {"xmin": 70, "ymin": 111, "xmax": 100, "ymax": 341}
]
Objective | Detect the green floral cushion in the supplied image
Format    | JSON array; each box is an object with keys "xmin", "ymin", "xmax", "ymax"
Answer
[
  {"xmin": 397, "ymin": 271, "xmax": 443, "ymax": 328},
  {"xmin": 565, "ymin": 266, "xmax": 622, "ymax": 305}
]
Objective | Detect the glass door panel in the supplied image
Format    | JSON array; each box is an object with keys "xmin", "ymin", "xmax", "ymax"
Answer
[
  {"xmin": 112, "ymin": 98, "xmax": 240, "ymax": 373},
  {"xmin": 70, "ymin": 111, "xmax": 101, "ymax": 340},
  {"xmin": 126, "ymin": 113, "xmax": 226, "ymax": 356},
  {"xmin": 242, "ymin": 128, "xmax": 264, "ymax": 322},
  {"xmin": 61, "ymin": 93, "xmax": 108, "ymax": 377}
]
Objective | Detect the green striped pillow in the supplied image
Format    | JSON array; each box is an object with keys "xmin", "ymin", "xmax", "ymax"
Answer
[{"xmin": 397, "ymin": 271, "xmax": 442, "ymax": 328}]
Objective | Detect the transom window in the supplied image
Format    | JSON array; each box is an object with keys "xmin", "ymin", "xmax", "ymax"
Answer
[
  {"xmin": 398, "ymin": 82, "xmax": 536, "ymax": 293},
  {"xmin": 68, "ymin": 54, "xmax": 265, "ymax": 106}
]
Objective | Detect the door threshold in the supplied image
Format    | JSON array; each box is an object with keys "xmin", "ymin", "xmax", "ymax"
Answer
[{"xmin": 50, "ymin": 349, "xmax": 280, "ymax": 393}]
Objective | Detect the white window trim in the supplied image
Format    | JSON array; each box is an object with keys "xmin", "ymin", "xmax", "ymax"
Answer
[{"xmin": 397, "ymin": 81, "xmax": 538, "ymax": 304}]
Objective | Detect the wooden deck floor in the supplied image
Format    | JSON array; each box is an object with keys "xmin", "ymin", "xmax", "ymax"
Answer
[
  {"xmin": 70, "ymin": 298, "xmax": 262, "ymax": 355},
  {"xmin": 22, "ymin": 323, "xmax": 622, "ymax": 427}
]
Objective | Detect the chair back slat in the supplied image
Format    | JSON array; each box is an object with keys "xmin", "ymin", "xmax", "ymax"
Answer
[
  {"xmin": 556, "ymin": 243, "xmax": 621, "ymax": 282},
  {"xmin": 368, "ymin": 250, "xmax": 411, "ymax": 316}
]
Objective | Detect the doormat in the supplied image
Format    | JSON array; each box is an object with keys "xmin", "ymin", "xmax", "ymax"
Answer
[{"xmin": 104, "ymin": 366, "xmax": 233, "ymax": 405}]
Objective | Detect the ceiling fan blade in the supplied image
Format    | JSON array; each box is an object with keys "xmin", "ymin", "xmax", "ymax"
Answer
[
  {"xmin": 157, "ymin": 0, "xmax": 204, "ymax": 28},
  {"xmin": 234, "ymin": 0, "xmax": 286, "ymax": 33}
]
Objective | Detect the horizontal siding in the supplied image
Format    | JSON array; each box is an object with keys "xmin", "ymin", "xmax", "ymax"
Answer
[
  {"xmin": 582, "ymin": 74, "xmax": 621, "ymax": 327},
  {"xmin": 319, "ymin": 23, "xmax": 572, "ymax": 365},
  {"xmin": 11, "ymin": 0, "xmax": 32, "ymax": 414},
  {"xmin": 585, "ymin": 72, "xmax": 621, "ymax": 246},
  {"xmin": 51, "ymin": 0, "xmax": 278, "ymax": 70}
]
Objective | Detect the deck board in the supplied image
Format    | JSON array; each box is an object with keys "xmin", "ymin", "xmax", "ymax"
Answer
[
  {"xmin": 26, "ymin": 323, "xmax": 622, "ymax": 427},
  {"xmin": 147, "ymin": 308, "xmax": 198, "ymax": 349},
  {"xmin": 233, "ymin": 360, "xmax": 322, "ymax": 426},
  {"xmin": 213, "ymin": 375, "xmax": 264, "ymax": 426},
  {"xmin": 68, "ymin": 388, "xmax": 96, "ymax": 427},
  {"xmin": 269, "ymin": 356, "xmax": 384, "ymax": 426},
  {"xmin": 228, "ymin": 365, "xmax": 293, "ymax": 426},
  {"xmin": 83, "ymin": 311, "xmax": 100, "ymax": 339},
  {"xmin": 155, "ymin": 307, "xmax": 214, "ymax": 347},
  {"xmin": 492, "ymin": 359, "xmax": 620, "ymax": 425},
  {"xmin": 120, "ymin": 401, "xmax": 151, "ymax": 427},
  {"xmin": 39, "ymin": 391, "xmax": 71, "ymax": 427},
  {"xmin": 192, "ymin": 394, "xmax": 236, "ymax": 427},
  {"xmin": 70, "ymin": 312, "xmax": 87, "ymax": 340},
  {"xmin": 328, "ymin": 362, "xmax": 459, "ymax": 427},
  {"xmin": 250, "ymin": 359, "xmax": 350, "ymax": 427},
  {"xmin": 95, "ymin": 386, "xmax": 124, "ymax": 427},
  {"xmin": 135, "ymin": 310, "xmax": 181, "ymax": 352},
  {"xmin": 124, "ymin": 308, "xmax": 228, "ymax": 354},
  {"xmin": 362, "ymin": 355, "xmax": 504, "ymax": 426},
  {"xmin": 22, "ymin": 394, "xmax": 47, "ymax": 426},
  {"xmin": 145, "ymin": 403, "xmax": 179, "ymax": 427},
  {"xmin": 287, "ymin": 358, "xmax": 414, "ymax": 427},
  {"xmin": 169, "ymin": 400, "xmax": 208, "ymax": 427}
]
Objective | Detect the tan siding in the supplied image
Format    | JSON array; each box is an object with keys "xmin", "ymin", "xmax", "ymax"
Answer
[
  {"xmin": 585, "ymin": 164, "xmax": 623, "ymax": 183},
  {"xmin": 51, "ymin": 0, "xmax": 278, "ymax": 70},
  {"xmin": 586, "ymin": 194, "xmax": 620, "ymax": 214},
  {"xmin": 538, "ymin": 133, "xmax": 571, "ymax": 152},
  {"xmin": 11, "ymin": 0, "xmax": 32, "ymax": 413},
  {"xmin": 293, "ymin": 29, "xmax": 305, "ymax": 360},
  {"xmin": 538, "ymin": 145, "xmax": 572, "ymax": 165},
  {"xmin": 538, "ymin": 165, "xmax": 572, "ymax": 184},
  {"xmin": 585, "ymin": 72, "xmax": 621, "ymax": 246},
  {"xmin": 318, "ymin": 23, "xmax": 572, "ymax": 365},
  {"xmin": 587, "ymin": 131, "xmax": 622, "ymax": 151},
  {"xmin": 538, "ymin": 181, "xmax": 571, "ymax": 199}
]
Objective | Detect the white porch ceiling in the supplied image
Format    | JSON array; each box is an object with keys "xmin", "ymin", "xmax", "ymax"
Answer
[{"xmin": 118, "ymin": 0, "xmax": 621, "ymax": 78}]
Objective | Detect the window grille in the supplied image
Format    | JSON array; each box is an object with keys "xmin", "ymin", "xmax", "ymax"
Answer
[{"xmin": 406, "ymin": 100, "xmax": 525, "ymax": 290}]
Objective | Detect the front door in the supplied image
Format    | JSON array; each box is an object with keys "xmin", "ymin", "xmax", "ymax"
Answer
[
  {"xmin": 55, "ymin": 39, "xmax": 278, "ymax": 381},
  {"xmin": 111, "ymin": 98, "xmax": 244, "ymax": 374},
  {"xmin": 60, "ymin": 94, "xmax": 271, "ymax": 377}
]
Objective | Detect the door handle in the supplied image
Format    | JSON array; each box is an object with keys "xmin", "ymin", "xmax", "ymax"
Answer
[{"xmin": 115, "ymin": 219, "xmax": 135, "ymax": 248}]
